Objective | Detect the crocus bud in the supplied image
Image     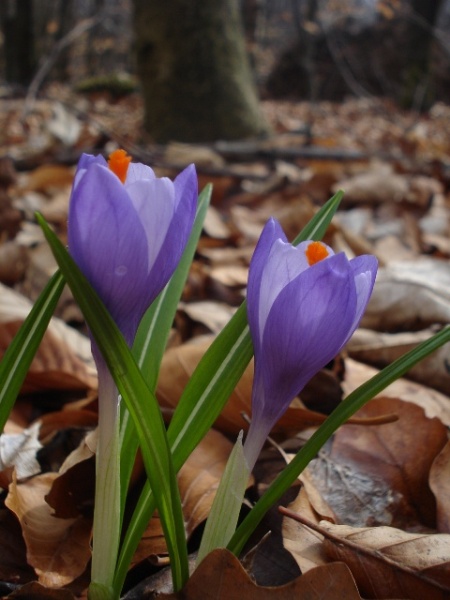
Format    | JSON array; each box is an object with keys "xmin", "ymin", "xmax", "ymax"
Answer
[
  {"xmin": 244, "ymin": 218, "xmax": 378, "ymax": 469},
  {"xmin": 68, "ymin": 150, "xmax": 198, "ymax": 346}
]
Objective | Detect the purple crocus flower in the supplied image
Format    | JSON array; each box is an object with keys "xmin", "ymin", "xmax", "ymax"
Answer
[
  {"xmin": 243, "ymin": 218, "xmax": 378, "ymax": 469},
  {"xmin": 68, "ymin": 150, "xmax": 198, "ymax": 346}
]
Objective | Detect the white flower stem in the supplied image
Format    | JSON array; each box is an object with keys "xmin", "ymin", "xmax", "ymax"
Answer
[
  {"xmin": 88, "ymin": 362, "xmax": 121, "ymax": 600},
  {"xmin": 242, "ymin": 418, "xmax": 272, "ymax": 473}
]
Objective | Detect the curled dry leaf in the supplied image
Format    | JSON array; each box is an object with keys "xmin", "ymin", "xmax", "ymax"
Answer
[
  {"xmin": 0, "ymin": 282, "xmax": 96, "ymax": 376},
  {"xmin": 347, "ymin": 327, "xmax": 450, "ymax": 395},
  {"xmin": 281, "ymin": 509, "xmax": 450, "ymax": 600},
  {"xmin": 4, "ymin": 472, "xmax": 91, "ymax": 587},
  {"xmin": 6, "ymin": 580, "xmax": 77, "ymax": 599},
  {"xmin": 0, "ymin": 320, "xmax": 96, "ymax": 394},
  {"xmin": 301, "ymin": 398, "xmax": 448, "ymax": 530},
  {"xmin": 155, "ymin": 548, "xmax": 362, "ymax": 600},
  {"xmin": 343, "ymin": 358, "xmax": 450, "ymax": 427},
  {"xmin": 362, "ymin": 258, "xmax": 450, "ymax": 331},
  {"xmin": 0, "ymin": 421, "xmax": 42, "ymax": 485},
  {"xmin": 429, "ymin": 441, "xmax": 450, "ymax": 534}
]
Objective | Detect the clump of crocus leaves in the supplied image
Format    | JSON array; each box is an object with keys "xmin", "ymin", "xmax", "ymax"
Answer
[{"xmin": 0, "ymin": 149, "xmax": 448, "ymax": 600}]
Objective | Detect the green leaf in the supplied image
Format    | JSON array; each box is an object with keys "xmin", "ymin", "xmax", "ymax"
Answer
[
  {"xmin": 227, "ymin": 325, "xmax": 450, "ymax": 556},
  {"xmin": 36, "ymin": 214, "xmax": 189, "ymax": 591},
  {"xmin": 196, "ymin": 432, "xmax": 249, "ymax": 564},
  {"xmin": 0, "ymin": 271, "xmax": 65, "ymax": 433},
  {"xmin": 113, "ymin": 189, "xmax": 343, "ymax": 595}
]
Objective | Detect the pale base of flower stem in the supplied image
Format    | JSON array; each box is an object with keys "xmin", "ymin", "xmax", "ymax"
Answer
[
  {"xmin": 196, "ymin": 431, "xmax": 250, "ymax": 565},
  {"xmin": 242, "ymin": 418, "xmax": 273, "ymax": 474},
  {"xmin": 89, "ymin": 362, "xmax": 121, "ymax": 598},
  {"xmin": 88, "ymin": 582, "xmax": 115, "ymax": 600}
]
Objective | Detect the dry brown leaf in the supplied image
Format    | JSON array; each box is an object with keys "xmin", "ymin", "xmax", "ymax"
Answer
[
  {"xmin": 19, "ymin": 164, "xmax": 74, "ymax": 194},
  {"xmin": 302, "ymin": 398, "xmax": 447, "ymax": 530},
  {"xmin": 178, "ymin": 429, "xmax": 236, "ymax": 537},
  {"xmin": 0, "ymin": 422, "xmax": 42, "ymax": 485},
  {"xmin": 282, "ymin": 487, "xmax": 330, "ymax": 574},
  {"xmin": 282, "ymin": 511, "xmax": 450, "ymax": 600},
  {"xmin": 178, "ymin": 302, "xmax": 236, "ymax": 334},
  {"xmin": 0, "ymin": 282, "xmax": 95, "ymax": 375},
  {"xmin": 156, "ymin": 549, "xmax": 363, "ymax": 600},
  {"xmin": 429, "ymin": 441, "xmax": 450, "ymax": 534},
  {"xmin": 6, "ymin": 580, "xmax": 77, "ymax": 599},
  {"xmin": 362, "ymin": 258, "xmax": 450, "ymax": 331},
  {"xmin": 5, "ymin": 472, "xmax": 91, "ymax": 587},
  {"xmin": 0, "ymin": 508, "xmax": 36, "ymax": 583},
  {"xmin": 347, "ymin": 327, "xmax": 450, "ymax": 395},
  {"xmin": 0, "ymin": 320, "xmax": 96, "ymax": 394},
  {"xmin": 343, "ymin": 358, "xmax": 450, "ymax": 426}
]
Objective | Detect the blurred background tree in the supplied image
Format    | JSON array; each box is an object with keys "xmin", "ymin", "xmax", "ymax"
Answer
[
  {"xmin": 0, "ymin": 0, "xmax": 449, "ymax": 134},
  {"xmin": 0, "ymin": 0, "xmax": 36, "ymax": 86},
  {"xmin": 132, "ymin": 0, "xmax": 269, "ymax": 142}
]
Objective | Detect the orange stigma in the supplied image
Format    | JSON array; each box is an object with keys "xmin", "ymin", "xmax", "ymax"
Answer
[
  {"xmin": 306, "ymin": 241, "xmax": 329, "ymax": 266},
  {"xmin": 108, "ymin": 149, "xmax": 132, "ymax": 183}
]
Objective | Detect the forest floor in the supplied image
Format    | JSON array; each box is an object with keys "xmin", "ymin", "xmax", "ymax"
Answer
[{"xmin": 0, "ymin": 84, "xmax": 449, "ymax": 599}]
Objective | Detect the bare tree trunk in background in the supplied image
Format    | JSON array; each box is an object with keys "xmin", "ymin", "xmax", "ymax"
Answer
[
  {"xmin": 133, "ymin": 0, "xmax": 269, "ymax": 143},
  {"xmin": 401, "ymin": 0, "xmax": 444, "ymax": 108},
  {"xmin": 53, "ymin": 0, "xmax": 74, "ymax": 80},
  {"xmin": 1, "ymin": 0, "xmax": 36, "ymax": 85}
]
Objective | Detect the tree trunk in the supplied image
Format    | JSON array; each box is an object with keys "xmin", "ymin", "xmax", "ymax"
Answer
[
  {"xmin": 399, "ymin": 0, "xmax": 444, "ymax": 108},
  {"xmin": 133, "ymin": 0, "xmax": 269, "ymax": 143},
  {"xmin": 1, "ymin": 0, "xmax": 36, "ymax": 86}
]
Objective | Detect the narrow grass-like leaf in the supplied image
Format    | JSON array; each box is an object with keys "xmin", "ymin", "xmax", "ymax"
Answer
[
  {"xmin": 0, "ymin": 271, "xmax": 65, "ymax": 432},
  {"xmin": 113, "ymin": 190, "xmax": 343, "ymax": 594},
  {"xmin": 36, "ymin": 214, "xmax": 189, "ymax": 591},
  {"xmin": 227, "ymin": 325, "xmax": 450, "ymax": 556},
  {"xmin": 196, "ymin": 432, "xmax": 249, "ymax": 564}
]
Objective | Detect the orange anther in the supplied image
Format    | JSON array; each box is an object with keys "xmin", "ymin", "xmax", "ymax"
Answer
[
  {"xmin": 305, "ymin": 241, "xmax": 329, "ymax": 266},
  {"xmin": 108, "ymin": 149, "xmax": 132, "ymax": 184}
]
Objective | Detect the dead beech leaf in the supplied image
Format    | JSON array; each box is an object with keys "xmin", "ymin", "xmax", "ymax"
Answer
[
  {"xmin": 19, "ymin": 163, "xmax": 74, "ymax": 194},
  {"xmin": 347, "ymin": 327, "xmax": 450, "ymax": 395},
  {"xmin": 0, "ymin": 508, "xmax": 36, "ymax": 583},
  {"xmin": 429, "ymin": 441, "xmax": 450, "ymax": 534},
  {"xmin": 282, "ymin": 487, "xmax": 330, "ymax": 574},
  {"xmin": 157, "ymin": 549, "xmax": 362, "ymax": 599},
  {"xmin": 282, "ymin": 511, "xmax": 450, "ymax": 600},
  {"xmin": 5, "ymin": 472, "xmax": 91, "ymax": 587},
  {"xmin": 0, "ymin": 282, "xmax": 95, "ymax": 375},
  {"xmin": 0, "ymin": 421, "xmax": 42, "ymax": 483},
  {"xmin": 362, "ymin": 258, "xmax": 450, "ymax": 331},
  {"xmin": 0, "ymin": 320, "xmax": 96, "ymax": 393},
  {"xmin": 343, "ymin": 358, "xmax": 450, "ymax": 426},
  {"xmin": 6, "ymin": 580, "xmax": 77, "ymax": 599},
  {"xmin": 302, "ymin": 398, "xmax": 448, "ymax": 529},
  {"xmin": 178, "ymin": 429, "xmax": 238, "ymax": 536}
]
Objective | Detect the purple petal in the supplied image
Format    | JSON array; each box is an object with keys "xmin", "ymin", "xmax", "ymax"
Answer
[
  {"xmin": 347, "ymin": 255, "xmax": 378, "ymax": 335},
  {"xmin": 68, "ymin": 163, "xmax": 150, "ymax": 343},
  {"xmin": 247, "ymin": 219, "xmax": 287, "ymax": 350},
  {"xmin": 73, "ymin": 153, "xmax": 107, "ymax": 187},
  {"xmin": 125, "ymin": 162, "xmax": 156, "ymax": 184},
  {"xmin": 253, "ymin": 253, "xmax": 357, "ymax": 426},
  {"xmin": 147, "ymin": 164, "xmax": 198, "ymax": 293},
  {"xmin": 126, "ymin": 177, "xmax": 177, "ymax": 269}
]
